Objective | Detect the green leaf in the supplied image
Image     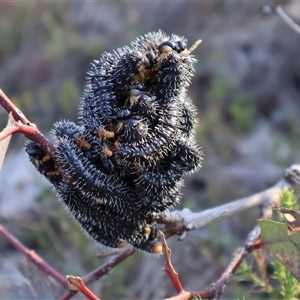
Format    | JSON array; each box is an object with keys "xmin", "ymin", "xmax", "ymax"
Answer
[{"xmin": 258, "ymin": 216, "xmax": 300, "ymax": 281}]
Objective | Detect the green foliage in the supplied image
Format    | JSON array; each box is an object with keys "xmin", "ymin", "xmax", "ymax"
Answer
[
  {"xmin": 272, "ymin": 259, "xmax": 300, "ymax": 300},
  {"xmin": 235, "ymin": 188, "xmax": 300, "ymax": 299},
  {"xmin": 280, "ymin": 188, "xmax": 298, "ymax": 210},
  {"xmin": 235, "ymin": 252, "xmax": 300, "ymax": 300},
  {"xmin": 234, "ymin": 256, "xmax": 269, "ymax": 291},
  {"xmin": 198, "ymin": 75, "xmax": 256, "ymax": 163},
  {"xmin": 42, "ymin": 8, "xmax": 68, "ymax": 61}
]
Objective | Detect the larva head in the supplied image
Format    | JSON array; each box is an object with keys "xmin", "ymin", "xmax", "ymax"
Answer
[{"xmin": 158, "ymin": 38, "xmax": 187, "ymax": 54}]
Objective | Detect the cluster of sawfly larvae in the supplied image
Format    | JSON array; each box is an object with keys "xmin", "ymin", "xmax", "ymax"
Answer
[{"xmin": 26, "ymin": 31, "xmax": 202, "ymax": 254}]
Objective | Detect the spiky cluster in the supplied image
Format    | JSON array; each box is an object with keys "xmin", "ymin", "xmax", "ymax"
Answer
[{"xmin": 26, "ymin": 31, "xmax": 202, "ymax": 253}]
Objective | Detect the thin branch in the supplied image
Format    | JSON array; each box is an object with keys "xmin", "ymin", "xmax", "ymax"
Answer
[
  {"xmin": 0, "ymin": 112, "xmax": 40, "ymax": 140},
  {"xmin": 0, "ymin": 88, "xmax": 32, "ymax": 125},
  {"xmin": 0, "ymin": 112, "xmax": 21, "ymax": 139},
  {"xmin": 60, "ymin": 248, "xmax": 136, "ymax": 300},
  {"xmin": 162, "ymin": 225, "xmax": 263, "ymax": 300},
  {"xmin": 159, "ymin": 164, "xmax": 300, "ymax": 238},
  {"xmin": 161, "ymin": 232, "xmax": 184, "ymax": 294},
  {"xmin": 199, "ymin": 200, "xmax": 269, "ymax": 300},
  {"xmin": 0, "ymin": 89, "xmax": 55, "ymax": 156},
  {"xmin": 96, "ymin": 249, "xmax": 126, "ymax": 258},
  {"xmin": 163, "ymin": 291, "xmax": 191, "ymax": 300},
  {"xmin": 0, "ymin": 223, "xmax": 67, "ymax": 288},
  {"xmin": 261, "ymin": 4, "xmax": 300, "ymax": 35},
  {"xmin": 162, "ymin": 212, "xmax": 264, "ymax": 300},
  {"xmin": 84, "ymin": 247, "xmax": 136, "ymax": 285},
  {"xmin": 275, "ymin": 5, "xmax": 300, "ymax": 35},
  {"xmin": 164, "ymin": 164, "xmax": 300, "ymax": 300},
  {"xmin": 67, "ymin": 276, "xmax": 100, "ymax": 300}
]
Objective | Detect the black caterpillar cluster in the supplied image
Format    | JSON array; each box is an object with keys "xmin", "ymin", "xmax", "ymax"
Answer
[{"xmin": 26, "ymin": 31, "xmax": 202, "ymax": 254}]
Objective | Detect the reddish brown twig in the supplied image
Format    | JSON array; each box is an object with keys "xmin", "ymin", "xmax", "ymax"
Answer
[
  {"xmin": 67, "ymin": 276, "xmax": 100, "ymax": 300},
  {"xmin": 162, "ymin": 232, "xmax": 264, "ymax": 300},
  {"xmin": 60, "ymin": 247, "xmax": 136, "ymax": 300},
  {"xmin": 161, "ymin": 232, "xmax": 184, "ymax": 294},
  {"xmin": 163, "ymin": 169, "xmax": 286, "ymax": 300},
  {"xmin": 0, "ymin": 89, "xmax": 55, "ymax": 155},
  {"xmin": 163, "ymin": 291, "xmax": 192, "ymax": 300},
  {"xmin": 0, "ymin": 88, "xmax": 32, "ymax": 125},
  {"xmin": 0, "ymin": 112, "xmax": 40, "ymax": 141},
  {"xmin": 0, "ymin": 112, "xmax": 21, "ymax": 140},
  {"xmin": 200, "ymin": 238, "xmax": 263, "ymax": 299},
  {"xmin": 84, "ymin": 247, "xmax": 136, "ymax": 285},
  {"xmin": 0, "ymin": 223, "xmax": 67, "ymax": 288}
]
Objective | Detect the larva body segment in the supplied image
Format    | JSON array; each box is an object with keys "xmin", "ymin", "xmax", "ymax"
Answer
[
  {"xmin": 55, "ymin": 180, "xmax": 160, "ymax": 252},
  {"xmin": 173, "ymin": 138, "xmax": 203, "ymax": 173},
  {"xmin": 113, "ymin": 50, "xmax": 150, "ymax": 99},
  {"xmin": 25, "ymin": 141, "xmax": 59, "ymax": 179},
  {"xmin": 177, "ymin": 95, "xmax": 198, "ymax": 138},
  {"xmin": 79, "ymin": 53, "xmax": 119, "ymax": 130},
  {"xmin": 117, "ymin": 102, "xmax": 179, "ymax": 161}
]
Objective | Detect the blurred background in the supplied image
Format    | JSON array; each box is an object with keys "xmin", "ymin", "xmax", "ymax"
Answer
[{"xmin": 1, "ymin": 1, "xmax": 300, "ymax": 299}]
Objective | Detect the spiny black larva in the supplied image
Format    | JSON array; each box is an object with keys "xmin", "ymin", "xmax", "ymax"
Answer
[
  {"xmin": 82, "ymin": 131, "xmax": 116, "ymax": 175},
  {"xmin": 134, "ymin": 160, "xmax": 183, "ymax": 196},
  {"xmin": 113, "ymin": 50, "xmax": 150, "ymax": 100},
  {"xmin": 116, "ymin": 117, "xmax": 149, "ymax": 144},
  {"xmin": 116, "ymin": 102, "xmax": 179, "ymax": 161},
  {"xmin": 79, "ymin": 54, "xmax": 119, "ymax": 129},
  {"xmin": 25, "ymin": 30, "xmax": 203, "ymax": 254},
  {"xmin": 150, "ymin": 53, "xmax": 194, "ymax": 101},
  {"xmin": 55, "ymin": 180, "xmax": 162, "ymax": 253},
  {"xmin": 131, "ymin": 32, "xmax": 195, "ymax": 95},
  {"xmin": 54, "ymin": 136, "xmax": 161, "ymax": 224},
  {"xmin": 131, "ymin": 31, "xmax": 187, "ymax": 59},
  {"xmin": 127, "ymin": 92, "xmax": 158, "ymax": 120},
  {"xmin": 25, "ymin": 142, "xmax": 161, "ymax": 250},
  {"xmin": 25, "ymin": 140, "xmax": 161, "ymax": 248},
  {"xmin": 25, "ymin": 141, "xmax": 59, "ymax": 179},
  {"xmin": 54, "ymin": 140, "xmax": 136, "ymax": 207},
  {"xmin": 177, "ymin": 94, "xmax": 198, "ymax": 138},
  {"xmin": 173, "ymin": 138, "xmax": 203, "ymax": 173},
  {"xmin": 133, "ymin": 159, "xmax": 184, "ymax": 212},
  {"xmin": 53, "ymin": 120, "xmax": 92, "ymax": 150}
]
